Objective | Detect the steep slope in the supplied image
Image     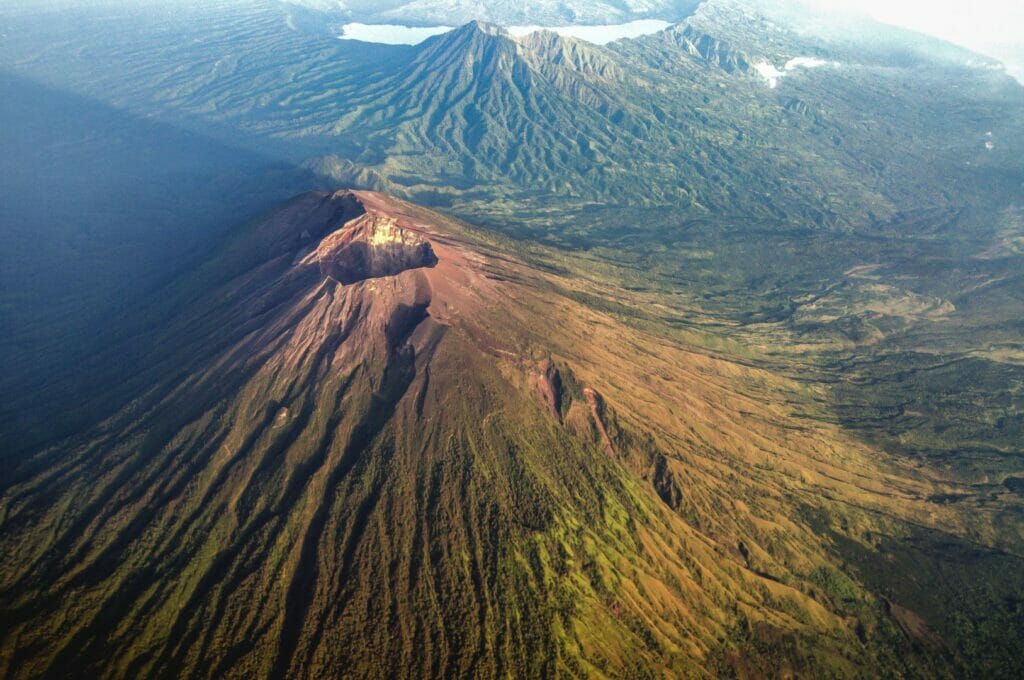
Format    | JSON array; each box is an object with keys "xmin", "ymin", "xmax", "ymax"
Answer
[{"xmin": 2, "ymin": 190, "xmax": 1021, "ymax": 678}]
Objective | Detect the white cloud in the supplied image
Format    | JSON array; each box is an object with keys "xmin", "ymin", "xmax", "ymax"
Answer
[
  {"xmin": 755, "ymin": 55, "xmax": 839, "ymax": 88},
  {"xmin": 754, "ymin": 61, "xmax": 786, "ymax": 88},
  {"xmin": 784, "ymin": 57, "xmax": 833, "ymax": 69}
]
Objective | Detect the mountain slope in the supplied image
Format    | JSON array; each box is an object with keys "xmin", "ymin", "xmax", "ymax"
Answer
[
  {"xmin": 2, "ymin": 190, "xmax": 1021, "ymax": 678},
  {"xmin": 318, "ymin": 22, "xmax": 648, "ymax": 200}
]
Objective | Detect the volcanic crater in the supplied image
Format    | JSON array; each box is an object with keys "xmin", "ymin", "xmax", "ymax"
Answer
[{"xmin": 316, "ymin": 210, "xmax": 438, "ymax": 285}]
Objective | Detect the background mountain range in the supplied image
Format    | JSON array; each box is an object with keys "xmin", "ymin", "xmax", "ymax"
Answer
[
  {"xmin": 1, "ymin": 0, "xmax": 1023, "ymax": 677},
  {"xmin": 293, "ymin": 0, "xmax": 703, "ymax": 25}
]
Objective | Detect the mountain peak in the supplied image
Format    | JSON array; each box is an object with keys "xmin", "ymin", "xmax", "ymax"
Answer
[
  {"xmin": 514, "ymin": 28, "xmax": 624, "ymax": 80},
  {"xmin": 8, "ymin": 182, "xmax": 1024, "ymax": 677},
  {"xmin": 413, "ymin": 19, "xmax": 518, "ymax": 66},
  {"xmin": 429, "ymin": 19, "xmax": 512, "ymax": 46},
  {"xmin": 295, "ymin": 190, "xmax": 496, "ymax": 331},
  {"xmin": 462, "ymin": 19, "xmax": 507, "ymax": 36}
]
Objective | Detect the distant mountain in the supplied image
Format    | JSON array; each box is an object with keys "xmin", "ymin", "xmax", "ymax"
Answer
[
  {"xmin": 5, "ymin": 0, "xmax": 1020, "ymax": 229},
  {"xmin": 297, "ymin": 4, "xmax": 1024, "ymax": 229},
  {"xmin": 986, "ymin": 44, "xmax": 1024, "ymax": 83}
]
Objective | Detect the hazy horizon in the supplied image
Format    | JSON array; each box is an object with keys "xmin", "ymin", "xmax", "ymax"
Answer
[{"xmin": 813, "ymin": 0, "xmax": 1024, "ymax": 81}]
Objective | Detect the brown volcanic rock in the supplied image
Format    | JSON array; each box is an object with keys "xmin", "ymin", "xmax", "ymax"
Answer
[
  {"xmin": 534, "ymin": 359, "xmax": 562, "ymax": 421},
  {"xmin": 316, "ymin": 212, "xmax": 438, "ymax": 285},
  {"xmin": 582, "ymin": 386, "xmax": 616, "ymax": 457}
]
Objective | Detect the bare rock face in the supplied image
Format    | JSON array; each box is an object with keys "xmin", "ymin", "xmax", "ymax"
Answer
[
  {"xmin": 583, "ymin": 387, "xmax": 616, "ymax": 457},
  {"xmin": 535, "ymin": 359, "xmax": 563, "ymax": 421},
  {"xmin": 670, "ymin": 24, "xmax": 750, "ymax": 73},
  {"xmin": 316, "ymin": 212, "xmax": 438, "ymax": 285}
]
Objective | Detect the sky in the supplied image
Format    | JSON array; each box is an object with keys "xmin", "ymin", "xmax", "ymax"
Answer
[
  {"xmin": 814, "ymin": 0, "xmax": 1024, "ymax": 80},
  {"xmin": 834, "ymin": 0, "xmax": 1024, "ymax": 48}
]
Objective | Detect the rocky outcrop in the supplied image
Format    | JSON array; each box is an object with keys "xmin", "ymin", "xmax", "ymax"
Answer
[
  {"xmin": 667, "ymin": 24, "xmax": 750, "ymax": 72},
  {"xmin": 517, "ymin": 30, "xmax": 624, "ymax": 82},
  {"xmin": 317, "ymin": 213, "xmax": 438, "ymax": 285},
  {"xmin": 534, "ymin": 359, "xmax": 563, "ymax": 421},
  {"xmin": 583, "ymin": 387, "xmax": 616, "ymax": 457}
]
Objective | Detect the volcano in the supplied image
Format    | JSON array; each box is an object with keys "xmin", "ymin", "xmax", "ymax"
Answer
[{"xmin": 0, "ymin": 190, "xmax": 1010, "ymax": 678}]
